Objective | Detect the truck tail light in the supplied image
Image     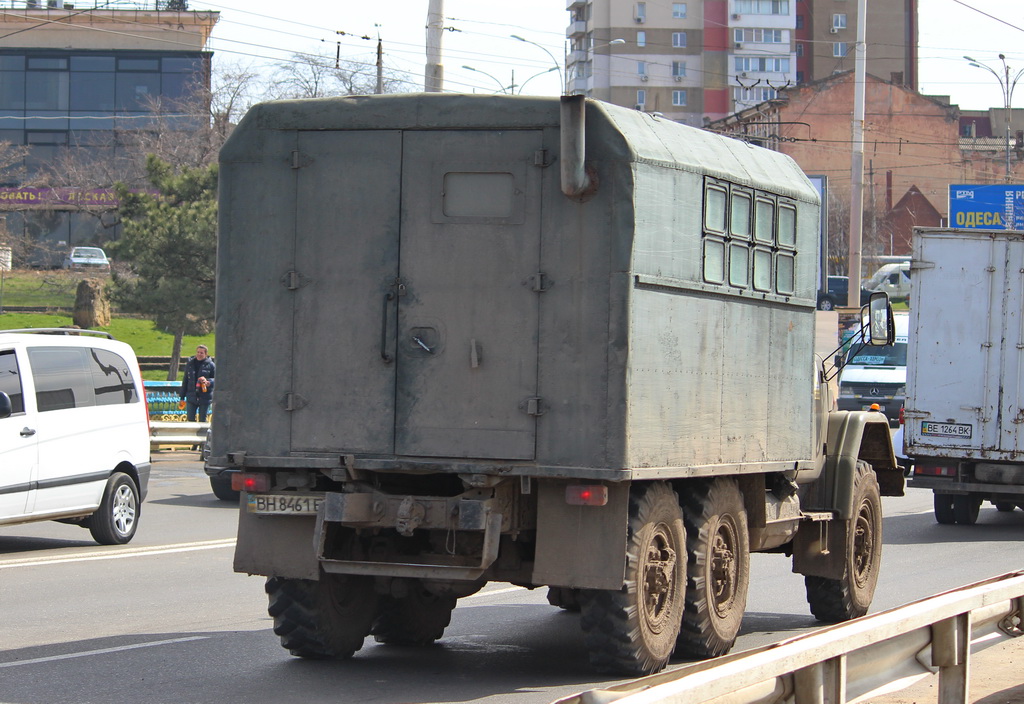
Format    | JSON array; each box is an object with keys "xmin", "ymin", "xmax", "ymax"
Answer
[
  {"xmin": 566, "ymin": 485, "xmax": 608, "ymax": 506},
  {"xmin": 914, "ymin": 464, "xmax": 956, "ymax": 478},
  {"xmin": 898, "ymin": 406, "xmax": 905, "ymax": 426},
  {"xmin": 232, "ymin": 472, "xmax": 271, "ymax": 492}
]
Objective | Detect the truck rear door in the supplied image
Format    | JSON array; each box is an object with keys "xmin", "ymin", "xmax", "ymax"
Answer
[
  {"xmin": 907, "ymin": 233, "xmax": 1021, "ymax": 455},
  {"xmin": 395, "ymin": 130, "xmax": 543, "ymax": 460}
]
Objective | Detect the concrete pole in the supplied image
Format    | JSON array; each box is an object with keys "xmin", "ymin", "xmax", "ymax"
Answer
[
  {"xmin": 425, "ymin": 0, "xmax": 444, "ymax": 92},
  {"xmin": 376, "ymin": 37, "xmax": 384, "ymax": 94},
  {"xmin": 846, "ymin": 0, "xmax": 867, "ymax": 308}
]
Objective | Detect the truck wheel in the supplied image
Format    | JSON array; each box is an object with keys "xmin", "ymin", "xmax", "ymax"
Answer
[
  {"xmin": 805, "ymin": 461, "xmax": 881, "ymax": 622},
  {"xmin": 579, "ymin": 481, "xmax": 685, "ymax": 675},
  {"xmin": 953, "ymin": 495, "xmax": 981, "ymax": 525},
  {"xmin": 675, "ymin": 478, "xmax": 749, "ymax": 658},
  {"xmin": 934, "ymin": 494, "xmax": 955, "ymax": 524},
  {"xmin": 994, "ymin": 501, "xmax": 1015, "ymax": 513},
  {"xmin": 546, "ymin": 586, "xmax": 583, "ymax": 612},
  {"xmin": 210, "ymin": 474, "xmax": 240, "ymax": 502},
  {"xmin": 266, "ymin": 574, "xmax": 378, "ymax": 659},
  {"xmin": 818, "ymin": 297, "xmax": 835, "ymax": 311},
  {"xmin": 372, "ymin": 583, "xmax": 457, "ymax": 645},
  {"xmin": 88, "ymin": 472, "xmax": 140, "ymax": 545}
]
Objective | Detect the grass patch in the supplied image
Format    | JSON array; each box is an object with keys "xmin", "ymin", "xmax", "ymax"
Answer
[{"xmin": 0, "ymin": 269, "xmax": 100, "ymax": 308}]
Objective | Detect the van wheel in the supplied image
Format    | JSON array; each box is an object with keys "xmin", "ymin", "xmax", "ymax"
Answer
[
  {"xmin": 210, "ymin": 474, "xmax": 240, "ymax": 502},
  {"xmin": 805, "ymin": 462, "xmax": 881, "ymax": 622},
  {"xmin": 934, "ymin": 494, "xmax": 955, "ymax": 524},
  {"xmin": 818, "ymin": 297, "xmax": 835, "ymax": 311},
  {"xmin": 580, "ymin": 481, "xmax": 685, "ymax": 675},
  {"xmin": 994, "ymin": 501, "xmax": 1015, "ymax": 513},
  {"xmin": 676, "ymin": 478, "xmax": 750, "ymax": 658},
  {"xmin": 267, "ymin": 574, "xmax": 378, "ymax": 659},
  {"xmin": 89, "ymin": 472, "xmax": 140, "ymax": 545}
]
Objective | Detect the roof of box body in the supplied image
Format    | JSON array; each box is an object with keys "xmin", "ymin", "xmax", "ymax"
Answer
[{"xmin": 223, "ymin": 93, "xmax": 818, "ymax": 203}]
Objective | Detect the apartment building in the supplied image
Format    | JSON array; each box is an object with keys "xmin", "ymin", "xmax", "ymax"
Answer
[
  {"xmin": 566, "ymin": 0, "xmax": 915, "ymax": 125},
  {"xmin": 0, "ymin": 1, "xmax": 218, "ymax": 262}
]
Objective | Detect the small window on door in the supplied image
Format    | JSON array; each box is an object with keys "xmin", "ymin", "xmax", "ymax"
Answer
[{"xmin": 443, "ymin": 172, "xmax": 515, "ymax": 218}]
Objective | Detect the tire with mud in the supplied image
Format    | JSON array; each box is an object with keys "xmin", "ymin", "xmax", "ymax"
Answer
[
  {"xmin": 805, "ymin": 461, "xmax": 882, "ymax": 622},
  {"xmin": 579, "ymin": 481, "xmax": 686, "ymax": 675},
  {"xmin": 266, "ymin": 573, "xmax": 378, "ymax": 659},
  {"xmin": 372, "ymin": 583, "xmax": 457, "ymax": 645},
  {"xmin": 675, "ymin": 478, "xmax": 750, "ymax": 659},
  {"xmin": 546, "ymin": 586, "xmax": 583, "ymax": 612}
]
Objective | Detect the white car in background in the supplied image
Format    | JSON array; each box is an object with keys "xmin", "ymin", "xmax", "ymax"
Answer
[
  {"xmin": 62, "ymin": 246, "xmax": 110, "ymax": 272},
  {"xmin": 0, "ymin": 328, "xmax": 150, "ymax": 544}
]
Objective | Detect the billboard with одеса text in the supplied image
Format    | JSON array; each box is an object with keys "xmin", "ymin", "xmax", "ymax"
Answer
[{"xmin": 949, "ymin": 184, "xmax": 1024, "ymax": 230}]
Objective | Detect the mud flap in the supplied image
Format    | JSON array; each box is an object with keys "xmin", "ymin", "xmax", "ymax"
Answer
[{"xmin": 792, "ymin": 516, "xmax": 848, "ymax": 581}]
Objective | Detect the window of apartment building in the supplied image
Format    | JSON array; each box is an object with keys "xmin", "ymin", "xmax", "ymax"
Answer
[
  {"xmin": 795, "ymin": 14, "xmax": 803, "ymax": 28},
  {"xmin": 795, "ymin": 43, "xmax": 803, "ymax": 57},
  {"xmin": 832, "ymin": 13, "xmax": 846, "ymax": 28},
  {"xmin": 637, "ymin": 61, "xmax": 647, "ymax": 76},
  {"xmin": 673, "ymin": 3, "xmax": 687, "ymax": 18},
  {"xmin": 672, "ymin": 89, "xmax": 687, "ymax": 106},
  {"xmin": 734, "ymin": 0, "xmax": 789, "ymax": 15},
  {"xmin": 572, "ymin": 4, "xmax": 590, "ymax": 22},
  {"xmin": 635, "ymin": 2, "xmax": 646, "ymax": 22},
  {"xmin": 833, "ymin": 42, "xmax": 848, "ymax": 58},
  {"xmin": 734, "ymin": 86, "xmax": 778, "ymax": 102},
  {"xmin": 637, "ymin": 31, "xmax": 646, "ymax": 47},
  {"xmin": 734, "ymin": 28, "xmax": 784, "ymax": 43},
  {"xmin": 586, "ymin": 32, "xmax": 595, "ymax": 49},
  {"xmin": 636, "ymin": 89, "xmax": 646, "ymax": 107},
  {"xmin": 672, "ymin": 32, "xmax": 687, "ymax": 48},
  {"xmin": 735, "ymin": 56, "xmax": 790, "ymax": 73},
  {"xmin": 796, "ymin": 70, "xmax": 804, "ymax": 82},
  {"xmin": 672, "ymin": 61, "xmax": 687, "ymax": 77}
]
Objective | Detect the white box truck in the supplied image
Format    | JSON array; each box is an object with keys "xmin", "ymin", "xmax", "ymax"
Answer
[{"xmin": 906, "ymin": 227, "xmax": 1024, "ymax": 524}]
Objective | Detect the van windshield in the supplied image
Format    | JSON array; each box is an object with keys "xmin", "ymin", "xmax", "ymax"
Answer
[{"xmin": 847, "ymin": 341, "xmax": 907, "ymax": 367}]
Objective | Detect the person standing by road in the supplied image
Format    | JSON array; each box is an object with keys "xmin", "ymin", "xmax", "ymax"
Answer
[{"xmin": 179, "ymin": 344, "xmax": 215, "ymax": 422}]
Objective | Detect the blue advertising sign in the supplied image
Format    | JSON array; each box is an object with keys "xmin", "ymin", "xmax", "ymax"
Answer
[{"xmin": 948, "ymin": 184, "xmax": 1024, "ymax": 230}]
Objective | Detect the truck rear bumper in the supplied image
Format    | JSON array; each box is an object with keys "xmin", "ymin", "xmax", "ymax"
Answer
[{"xmin": 908, "ymin": 476, "xmax": 1024, "ymax": 497}]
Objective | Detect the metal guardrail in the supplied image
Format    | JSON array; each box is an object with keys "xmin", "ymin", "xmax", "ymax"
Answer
[
  {"xmin": 553, "ymin": 571, "xmax": 1024, "ymax": 704},
  {"xmin": 150, "ymin": 420, "xmax": 207, "ymax": 448}
]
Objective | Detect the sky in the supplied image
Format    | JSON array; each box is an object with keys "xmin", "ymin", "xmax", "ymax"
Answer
[{"xmin": 195, "ymin": 0, "xmax": 1024, "ymax": 111}]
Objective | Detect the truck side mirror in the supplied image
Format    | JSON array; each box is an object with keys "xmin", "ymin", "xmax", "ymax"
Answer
[
  {"xmin": 0, "ymin": 391, "xmax": 11, "ymax": 419},
  {"xmin": 866, "ymin": 291, "xmax": 895, "ymax": 346}
]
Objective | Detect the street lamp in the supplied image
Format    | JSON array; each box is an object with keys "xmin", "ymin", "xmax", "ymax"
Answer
[
  {"xmin": 462, "ymin": 65, "xmax": 511, "ymax": 94},
  {"xmin": 965, "ymin": 54, "xmax": 1024, "ymax": 183},
  {"xmin": 511, "ymin": 34, "xmax": 564, "ymax": 94}
]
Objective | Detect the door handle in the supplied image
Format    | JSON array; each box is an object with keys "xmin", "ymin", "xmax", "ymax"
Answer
[
  {"xmin": 381, "ymin": 291, "xmax": 395, "ymax": 363},
  {"xmin": 20, "ymin": 427, "xmax": 36, "ymax": 437}
]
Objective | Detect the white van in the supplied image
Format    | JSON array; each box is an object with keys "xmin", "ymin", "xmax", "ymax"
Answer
[
  {"xmin": 864, "ymin": 261, "xmax": 911, "ymax": 300},
  {"xmin": 837, "ymin": 312, "xmax": 909, "ymax": 425},
  {"xmin": 0, "ymin": 329, "xmax": 151, "ymax": 544}
]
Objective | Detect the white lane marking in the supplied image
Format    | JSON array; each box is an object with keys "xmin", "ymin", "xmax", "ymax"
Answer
[
  {"xmin": 0, "ymin": 539, "xmax": 236, "ymax": 570},
  {"xmin": 0, "ymin": 636, "xmax": 210, "ymax": 669}
]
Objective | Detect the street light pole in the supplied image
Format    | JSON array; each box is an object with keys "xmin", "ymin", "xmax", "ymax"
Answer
[
  {"xmin": 965, "ymin": 54, "xmax": 1024, "ymax": 183},
  {"xmin": 511, "ymin": 34, "xmax": 564, "ymax": 94},
  {"xmin": 462, "ymin": 65, "xmax": 510, "ymax": 94}
]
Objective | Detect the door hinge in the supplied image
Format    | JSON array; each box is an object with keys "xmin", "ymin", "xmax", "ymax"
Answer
[
  {"xmin": 525, "ymin": 272, "xmax": 553, "ymax": 292},
  {"xmin": 521, "ymin": 397, "xmax": 546, "ymax": 417},
  {"xmin": 291, "ymin": 150, "xmax": 313, "ymax": 169},
  {"xmin": 534, "ymin": 149, "xmax": 553, "ymax": 168},
  {"xmin": 281, "ymin": 392, "xmax": 308, "ymax": 412},
  {"xmin": 281, "ymin": 270, "xmax": 308, "ymax": 290}
]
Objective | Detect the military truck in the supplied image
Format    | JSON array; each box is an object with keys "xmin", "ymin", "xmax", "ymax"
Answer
[{"xmin": 210, "ymin": 94, "xmax": 900, "ymax": 675}]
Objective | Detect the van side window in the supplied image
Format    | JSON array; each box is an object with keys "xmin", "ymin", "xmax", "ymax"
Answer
[
  {"xmin": 27, "ymin": 347, "xmax": 96, "ymax": 412},
  {"xmin": 89, "ymin": 348, "xmax": 139, "ymax": 405},
  {"xmin": 0, "ymin": 350, "xmax": 25, "ymax": 414}
]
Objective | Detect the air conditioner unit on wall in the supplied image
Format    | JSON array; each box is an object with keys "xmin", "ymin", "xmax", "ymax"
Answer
[
  {"xmin": 634, "ymin": 16, "xmax": 644, "ymax": 23},
  {"xmin": 674, "ymin": 75, "xmax": 682, "ymax": 82},
  {"xmin": 734, "ymin": 42, "xmax": 742, "ymax": 48},
  {"xmin": 731, "ymin": 13, "xmax": 740, "ymax": 20},
  {"xmin": 640, "ymin": 74, "xmax": 649, "ymax": 81},
  {"xmin": 634, "ymin": 104, "xmax": 645, "ymax": 111},
  {"xmin": 830, "ymin": 27, "xmax": 838, "ymax": 33}
]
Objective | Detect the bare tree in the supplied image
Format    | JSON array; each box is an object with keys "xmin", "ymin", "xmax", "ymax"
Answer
[{"xmin": 267, "ymin": 49, "xmax": 414, "ymax": 100}]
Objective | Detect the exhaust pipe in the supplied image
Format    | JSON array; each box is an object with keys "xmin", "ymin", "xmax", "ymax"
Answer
[{"xmin": 560, "ymin": 95, "xmax": 592, "ymax": 198}]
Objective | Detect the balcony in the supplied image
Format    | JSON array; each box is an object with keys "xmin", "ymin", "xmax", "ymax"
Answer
[{"xmin": 567, "ymin": 20, "xmax": 587, "ymax": 37}]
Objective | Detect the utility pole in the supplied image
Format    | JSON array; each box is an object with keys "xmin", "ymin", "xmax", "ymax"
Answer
[
  {"xmin": 376, "ymin": 36, "xmax": 383, "ymax": 94},
  {"xmin": 425, "ymin": 0, "xmax": 443, "ymax": 92},
  {"xmin": 846, "ymin": 0, "xmax": 867, "ymax": 308}
]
